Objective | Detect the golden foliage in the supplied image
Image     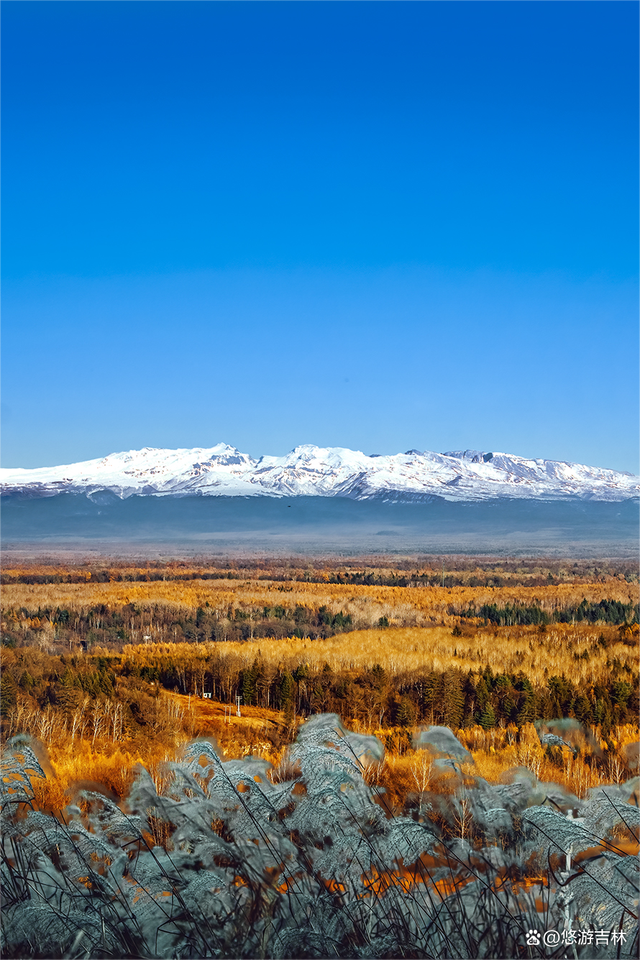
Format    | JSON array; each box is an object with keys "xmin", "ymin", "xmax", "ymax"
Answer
[
  {"xmin": 3, "ymin": 561, "xmax": 637, "ymax": 815},
  {"xmin": 95, "ymin": 619, "xmax": 636, "ymax": 689},
  {"xmin": 3, "ymin": 573, "xmax": 637, "ymax": 628}
]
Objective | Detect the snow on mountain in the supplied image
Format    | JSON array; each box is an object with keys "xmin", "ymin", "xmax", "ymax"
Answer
[{"xmin": 1, "ymin": 444, "xmax": 637, "ymax": 502}]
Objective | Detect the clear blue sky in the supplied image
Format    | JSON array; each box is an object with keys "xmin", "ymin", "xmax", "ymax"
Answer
[{"xmin": 2, "ymin": 1, "xmax": 638, "ymax": 473}]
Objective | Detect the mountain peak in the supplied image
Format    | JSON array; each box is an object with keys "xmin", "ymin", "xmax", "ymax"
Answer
[{"xmin": 1, "ymin": 444, "xmax": 637, "ymax": 503}]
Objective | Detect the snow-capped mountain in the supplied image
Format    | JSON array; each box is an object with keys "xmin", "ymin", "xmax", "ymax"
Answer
[{"xmin": 1, "ymin": 444, "xmax": 637, "ymax": 502}]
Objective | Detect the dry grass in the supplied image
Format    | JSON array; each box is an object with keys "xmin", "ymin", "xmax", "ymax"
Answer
[
  {"xmin": 26, "ymin": 700, "xmax": 638, "ymax": 818},
  {"xmin": 20, "ymin": 691, "xmax": 288, "ymax": 810},
  {"xmin": 364, "ymin": 721, "xmax": 640, "ymax": 813}
]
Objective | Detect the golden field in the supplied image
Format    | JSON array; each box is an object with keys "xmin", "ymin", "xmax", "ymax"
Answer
[{"xmin": 2, "ymin": 559, "xmax": 638, "ymax": 815}]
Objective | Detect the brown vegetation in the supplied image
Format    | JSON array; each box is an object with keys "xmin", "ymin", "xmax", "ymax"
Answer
[{"xmin": 2, "ymin": 558, "xmax": 638, "ymax": 816}]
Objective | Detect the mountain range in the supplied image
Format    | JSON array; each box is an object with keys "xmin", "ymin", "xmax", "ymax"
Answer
[{"xmin": 1, "ymin": 444, "xmax": 637, "ymax": 502}]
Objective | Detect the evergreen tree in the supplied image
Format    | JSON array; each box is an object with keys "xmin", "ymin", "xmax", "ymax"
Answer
[
  {"xmin": 516, "ymin": 691, "xmax": 537, "ymax": 726},
  {"xmin": 479, "ymin": 702, "xmax": 496, "ymax": 729},
  {"xmin": 474, "ymin": 678, "xmax": 490, "ymax": 725},
  {"xmin": 395, "ymin": 697, "xmax": 416, "ymax": 729},
  {"xmin": 420, "ymin": 671, "xmax": 442, "ymax": 723},
  {"xmin": 279, "ymin": 671, "xmax": 294, "ymax": 710},
  {"xmin": 442, "ymin": 671, "xmax": 465, "ymax": 729},
  {"xmin": 548, "ymin": 675, "xmax": 575, "ymax": 717},
  {"xmin": 57, "ymin": 667, "xmax": 82, "ymax": 712},
  {"xmin": 462, "ymin": 673, "xmax": 477, "ymax": 726},
  {"xmin": 241, "ymin": 659, "xmax": 261, "ymax": 707},
  {"xmin": 0, "ymin": 672, "xmax": 17, "ymax": 715}
]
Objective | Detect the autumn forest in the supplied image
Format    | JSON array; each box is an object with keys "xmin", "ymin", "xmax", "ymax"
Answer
[{"xmin": 1, "ymin": 556, "xmax": 638, "ymax": 805}]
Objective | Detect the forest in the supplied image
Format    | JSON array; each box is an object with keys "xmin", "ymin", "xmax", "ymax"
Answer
[{"xmin": 1, "ymin": 557, "xmax": 638, "ymax": 958}]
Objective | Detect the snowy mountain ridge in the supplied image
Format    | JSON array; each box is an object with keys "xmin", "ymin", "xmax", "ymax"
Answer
[{"xmin": 1, "ymin": 444, "xmax": 638, "ymax": 503}]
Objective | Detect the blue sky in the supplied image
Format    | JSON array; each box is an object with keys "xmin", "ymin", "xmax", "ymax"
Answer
[{"xmin": 2, "ymin": 1, "xmax": 638, "ymax": 472}]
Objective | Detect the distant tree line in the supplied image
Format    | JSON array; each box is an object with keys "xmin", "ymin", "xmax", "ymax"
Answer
[
  {"xmin": 2, "ymin": 557, "xmax": 637, "ymax": 588},
  {"xmin": 1, "ymin": 601, "xmax": 356, "ymax": 646},
  {"xmin": 0, "ymin": 568, "xmax": 507, "ymax": 588},
  {"xmin": 3, "ymin": 595, "xmax": 637, "ymax": 654},
  {"xmin": 460, "ymin": 599, "xmax": 639, "ymax": 627}
]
